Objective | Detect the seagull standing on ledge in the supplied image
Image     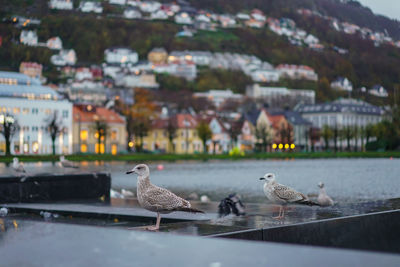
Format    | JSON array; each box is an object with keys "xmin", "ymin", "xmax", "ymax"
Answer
[
  {"xmin": 60, "ymin": 156, "xmax": 78, "ymax": 168},
  {"xmin": 126, "ymin": 164, "xmax": 204, "ymax": 231},
  {"xmin": 260, "ymin": 173, "xmax": 319, "ymax": 220},
  {"xmin": 317, "ymin": 182, "xmax": 334, "ymax": 206},
  {"xmin": 12, "ymin": 157, "xmax": 26, "ymax": 174}
]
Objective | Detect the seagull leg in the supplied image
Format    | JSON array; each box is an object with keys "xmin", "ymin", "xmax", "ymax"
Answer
[
  {"xmin": 273, "ymin": 205, "xmax": 283, "ymax": 220},
  {"xmin": 146, "ymin": 212, "xmax": 161, "ymax": 231}
]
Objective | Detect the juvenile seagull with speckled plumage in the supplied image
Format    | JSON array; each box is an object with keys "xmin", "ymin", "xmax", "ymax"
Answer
[
  {"xmin": 126, "ymin": 164, "xmax": 204, "ymax": 231},
  {"xmin": 260, "ymin": 173, "xmax": 319, "ymax": 220}
]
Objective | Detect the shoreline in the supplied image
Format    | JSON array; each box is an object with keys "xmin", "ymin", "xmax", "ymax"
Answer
[{"xmin": 0, "ymin": 151, "xmax": 398, "ymax": 162}]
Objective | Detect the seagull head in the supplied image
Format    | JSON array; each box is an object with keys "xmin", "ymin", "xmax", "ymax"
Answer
[
  {"xmin": 318, "ymin": 182, "xmax": 324, "ymax": 188},
  {"xmin": 259, "ymin": 173, "xmax": 275, "ymax": 182},
  {"xmin": 126, "ymin": 164, "xmax": 149, "ymax": 177}
]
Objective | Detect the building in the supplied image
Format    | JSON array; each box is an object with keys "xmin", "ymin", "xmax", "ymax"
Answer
[
  {"xmin": 104, "ymin": 47, "xmax": 139, "ymax": 65},
  {"xmin": 331, "ymin": 77, "xmax": 353, "ymax": 92},
  {"xmin": 148, "ymin": 47, "xmax": 168, "ymax": 64},
  {"xmin": 20, "ymin": 30, "xmax": 38, "ymax": 46},
  {"xmin": 109, "ymin": 0, "xmax": 126, "ymax": 5},
  {"xmin": 143, "ymin": 114, "xmax": 203, "ymax": 153},
  {"xmin": 50, "ymin": 49, "xmax": 77, "ymax": 66},
  {"xmin": 72, "ymin": 104, "xmax": 126, "ymax": 154},
  {"xmin": 193, "ymin": 89, "xmax": 243, "ymax": 108},
  {"xmin": 175, "ymin": 12, "xmax": 193, "ymax": 24},
  {"xmin": 115, "ymin": 72, "xmax": 159, "ymax": 89},
  {"xmin": 246, "ymin": 84, "xmax": 315, "ymax": 105},
  {"xmin": 46, "ymin": 37, "xmax": 63, "ymax": 50},
  {"xmin": 296, "ymin": 98, "xmax": 385, "ymax": 129},
  {"xmin": 123, "ymin": 8, "xmax": 142, "ymax": 19},
  {"xmin": 19, "ymin": 62, "xmax": 43, "ymax": 79},
  {"xmin": 0, "ymin": 71, "xmax": 72, "ymax": 155},
  {"xmin": 204, "ymin": 116, "xmax": 231, "ymax": 153},
  {"xmin": 64, "ymin": 81, "xmax": 107, "ymax": 104},
  {"xmin": 250, "ymin": 69, "xmax": 280, "ymax": 82},
  {"xmin": 369, "ymin": 85, "xmax": 389, "ymax": 98},
  {"xmin": 276, "ymin": 64, "xmax": 318, "ymax": 81},
  {"xmin": 48, "ymin": 0, "xmax": 73, "ymax": 10},
  {"xmin": 79, "ymin": 1, "xmax": 103, "ymax": 13}
]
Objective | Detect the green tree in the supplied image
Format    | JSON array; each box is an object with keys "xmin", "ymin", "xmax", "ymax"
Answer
[
  {"xmin": 197, "ymin": 121, "xmax": 212, "ymax": 153},
  {"xmin": 321, "ymin": 125, "xmax": 333, "ymax": 151},
  {"xmin": 166, "ymin": 117, "xmax": 177, "ymax": 153},
  {"xmin": 255, "ymin": 123, "xmax": 272, "ymax": 152}
]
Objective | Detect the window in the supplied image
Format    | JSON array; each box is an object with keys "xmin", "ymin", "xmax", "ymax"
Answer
[
  {"xmin": 80, "ymin": 144, "xmax": 88, "ymax": 153},
  {"xmin": 80, "ymin": 130, "xmax": 88, "ymax": 140},
  {"xmin": 32, "ymin": 141, "xmax": 39, "ymax": 153},
  {"xmin": 111, "ymin": 144, "xmax": 117, "ymax": 155},
  {"xmin": 23, "ymin": 108, "xmax": 29, "ymax": 114},
  {"xmin": 62, "ymin": 110, "xmax": 69, "ymax": 118},
  {"xmin": 32, "ymin": 108, "xmax": 39, "ymax": 114},
  {"xmin": 95, "ymin": 143, "xmax": 105, "ymax": 154},
  {"xmin": 13, "ymin": 108, "xmax": 20, "ymax": 114},
  {"xmin": 111, "ymin": 130, "xmax": 118, "ymax": 141}
]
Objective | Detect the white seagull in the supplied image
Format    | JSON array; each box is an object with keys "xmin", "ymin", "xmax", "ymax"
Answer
[
  {"xmin": 12, "ymin": 157, "xmax": 26, "ymax": 174},
  {"xmin": 317, "ymin": 182, "xmax": 334, "ymax": 206},
  {"xmin": 126, "ymin": 164, "xmax": 204, "ymax": 231},
  {"xmin": 59, "ymin": 156, "xmax": 78, "ymax": 168},
  {"xmin": 260, "ymin": 173, "xmax": 319, "ymax": 220}
]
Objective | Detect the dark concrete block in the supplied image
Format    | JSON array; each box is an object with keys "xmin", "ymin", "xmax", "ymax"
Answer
[
  {"xmin": 262, "ymin": 210, "xmax": 400, "ymax": 253},
  {"xmin": 0, "ymin": 173, "xmax": 111, "ymax": 203}
]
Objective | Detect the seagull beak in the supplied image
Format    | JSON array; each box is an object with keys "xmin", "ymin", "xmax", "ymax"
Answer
[
  {"xmin": 259, "ymin": 177, "xmax": 265, "ymax": 180},
  {"xmin": 126, "ymin": 170, "xmax": 135, "ymax": 174}
]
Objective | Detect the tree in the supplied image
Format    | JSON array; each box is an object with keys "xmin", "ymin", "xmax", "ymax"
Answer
[
  {"xmin": 197, "ymin": 121, "xmax": 212, "ymax": 153},
  {"xmin": 92, "ymin": 119, "xmax": 108, "ymax": 154},
  {"xmin": 166, "ymin": 117, "xmax": 177, "ymax": 153},
  {"xmin": 228, "ymin": 120, "xmax": 242, "ymax": 150},
  {"xmin": 132, "ymin": 119, "xmax": 149, "ymax": 152},
  {"xmin": 255, "ymin": 123, "xmax": 272, "ymax": 152},
  {"xmin": 0, "ymin": 114, "xmax": 19, "ymax": 156},
  {"xmin": 343, "ymin": 126, "xmax": 354, "ymax": 151},
  {"xmin": 45, "ymin": 112, "xmax": 64, "ymax": 155},
  {"xmin": 332, "ymin": 124, "xmax": 340, "ymax": 152},
  {"xmin": 321, "ymin": 125, "xmax": 333, "ymax": 151}
]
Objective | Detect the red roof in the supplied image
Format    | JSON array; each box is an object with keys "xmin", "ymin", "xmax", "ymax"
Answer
[
  {"xmin": 73, "ymin": 105, "xmax": 125, "ymax": 124},
  {"xmin": 20, "ymin": 62, "xmax": 43, "ymax": 69},
  {"xmin": 175, "ymin": 114, "xmax": 197, "ymax": 128},
  {"xmin": 267, "ymin": 113, "xmax": 286, "ymax": 129}
]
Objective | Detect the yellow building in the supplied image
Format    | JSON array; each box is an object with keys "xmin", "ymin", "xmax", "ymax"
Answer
[
  {"xmin": 143, "ymin": 114, "xmax": 203, "ymax": 154},
  {"xmin": 148, "ymin": 47, "xmax": 168, "ymax": 64},
  {"xmin": 72, "ymin": 104, "xmax": 126, "ymax": 154}
]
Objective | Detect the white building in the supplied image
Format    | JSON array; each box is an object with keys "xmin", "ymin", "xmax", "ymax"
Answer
[
  {"xmin": 20, "ymin": 30, "xmax": 38, "ymax": 46},
  {"xmin": 168, "ymin": 50, "xmax": 213, "ymax": 66},
  {"xmin": 104, "ymin": 47, "xmax": 138, "ymax": 65},
  {"xmin": 64, "ymin": 81, "xmax": 107, "ymax": 104},
  {"xmin": 246, "ymin": 84, "xmax": 315, "ymax": 104},
  {"xmin": 123, "ymin": 8, "xmax": 142, "ymax": 19},
  {"xmin": 50, "ymin": 49, "xmax": 77, "ymax": 66},
  {"xmin": 250, "ymin": 69, "xmax": 280, "ymax": 82},
  {"xmin": 46, "ymin": 36, "xmax": 63, "ymax": 50},
  {"xmin": 0, "ymin": 71, "xmax": 72, "ymax": 155},
  {"xmin": 75, "ymin": 68, "xmax": 93, "ymax": 81},
  {"xmin": 296, "ymin": 98, "xmax": 385, "ymax": 129},
  {"xmin": 194, "ymin": 89, "xmax": 243, "ymax": 107},
  {"xmin": 276, "ymin": 64, "xmax": 318, "ymax": 81},
  {"xmin": 49, "ymin": 0, "xmax": 73, "ymax": 10},
  {"xmin": 369, "ymin": 85, "xmax": 389, "ymax": 98},
  {"xmin": 79, "ymin": 1, "xmax": 103, "ymax": 13},
  {"xmin": 175, "ymin": 12, "xmax": 193, "ymax": 24},
  {"xmin": 139, "ymin": 1, "xmax": 161, "ymax": 13},
  {"xmin": 150, "ymin": 10, "xmax": 168, "ymax": 20},
  {"xmin": 109, "ymin": 0, "xmax": 126, "ymax": 5},
  {"xmin": 331, "ymin": 77, "xmax": 353, "ymax": 92}
]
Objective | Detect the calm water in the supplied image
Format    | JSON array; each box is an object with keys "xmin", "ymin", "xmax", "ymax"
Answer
[{"xmin": 1, "ymin": 158, "xmax": 399, "ymax": 203}]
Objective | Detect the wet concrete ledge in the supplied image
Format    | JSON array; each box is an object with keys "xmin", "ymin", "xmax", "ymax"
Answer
[
  {"xmin": 0, "ymin": 173, "xmax": 111, "ymax": 203},
  {"xmin": 212, "ymin": 209, "xmax": 400, "ymax": 254}
]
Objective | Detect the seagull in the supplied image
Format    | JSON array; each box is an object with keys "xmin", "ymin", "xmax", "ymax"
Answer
[
  {"xmin": 317, "ymin": 182, "xmax": 334, "ymax": 206},
  {"xmin": 12, "ymin": 157, "xmax": 26, "ymax": 174},
  {"xmin": 126, "ymin": 164, "xmax": 204, "ymax": 231},
  {"xmin": 59, "ymin": 156, "xmax": 78, "ymax": 168},
  {"xmin": 259, "ymin": 173, "xmax": 319, "ymax": 220}
]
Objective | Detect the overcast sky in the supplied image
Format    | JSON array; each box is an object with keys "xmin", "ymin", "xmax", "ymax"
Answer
[{"xmin": 357, "ymin": 0, "xmax": 400, "ymax": 20}]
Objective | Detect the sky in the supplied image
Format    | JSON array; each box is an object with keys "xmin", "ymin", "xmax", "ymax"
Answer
[{"xmin": 357, "ymin": 0, "xmax": 400, "ymax": 20}]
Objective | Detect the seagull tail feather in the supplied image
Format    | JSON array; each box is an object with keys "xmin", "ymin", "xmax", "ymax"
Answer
[{"xmin": 175, "ymin": 207, "xmax": 205, "ymax": 213}]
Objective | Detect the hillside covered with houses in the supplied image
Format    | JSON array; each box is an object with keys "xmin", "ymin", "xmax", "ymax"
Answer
[{"xmin": 0, "ymin": 0, "xmax": 399, "ymax": 155}]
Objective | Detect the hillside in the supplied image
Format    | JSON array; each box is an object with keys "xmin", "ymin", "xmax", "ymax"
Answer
[{"xmin": 0, "ymin": 0, "xmax": 399, "ymax": 105}]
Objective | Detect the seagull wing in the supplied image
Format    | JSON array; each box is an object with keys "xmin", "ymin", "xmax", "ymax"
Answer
[
  {"xmin": 273, "ymin": 184, "xmax": 306, "ymax": 203},
  {"xmin": 144, "ymin": 186, "xmax": 190, "ymax": 211}
]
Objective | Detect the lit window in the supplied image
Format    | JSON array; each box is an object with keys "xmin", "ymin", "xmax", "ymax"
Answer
[
  {"xmin": 32, "ymin": 141, "xmax": 39, "ymax": 153},
  {"xmin": 80, "ymin": 130, "xmax": 88, "ymax": 140},
  {"xmin": 95, "ymin": 143, "xmax": 105, "ymax": 154},
  {"xmin": 111, "ymin": 144, "xmax": 117, "ymax": 155},
  {"xmin": 80, "ymin": 144, "xmax": 88, "ymax": 153}
]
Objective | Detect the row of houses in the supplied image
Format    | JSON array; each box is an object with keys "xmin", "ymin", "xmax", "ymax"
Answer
[{"xmin": 330, "ymin": 77, "xmax": 389, "ymax": 98}]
